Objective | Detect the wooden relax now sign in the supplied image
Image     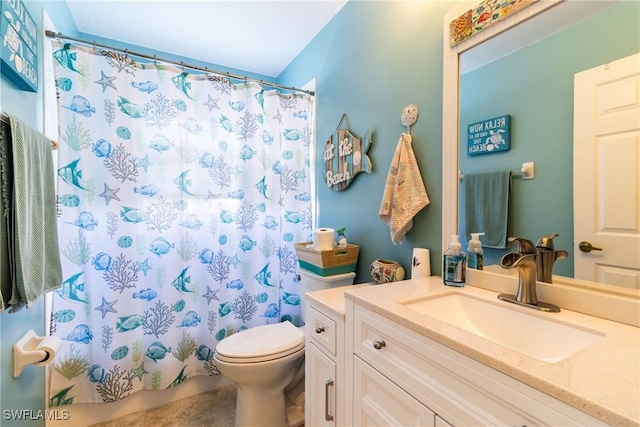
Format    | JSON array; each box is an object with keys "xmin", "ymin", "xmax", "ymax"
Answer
[{"xmin": 1, "ymin": 0, "xmax": 38, "ymax": 92}]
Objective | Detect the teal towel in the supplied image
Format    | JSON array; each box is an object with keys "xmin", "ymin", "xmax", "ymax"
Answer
[
  {"xmin": 2, "ymin": 114, "xmax": 62, "ymax": 312},
  {"xmin": 464, "ymin": 170, "xmax": 511, "ymax": 249}
]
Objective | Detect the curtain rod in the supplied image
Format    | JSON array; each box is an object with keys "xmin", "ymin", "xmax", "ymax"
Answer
[{"xmin": 44, "ymin": 30, "xmax": 315, "ymax": 96}]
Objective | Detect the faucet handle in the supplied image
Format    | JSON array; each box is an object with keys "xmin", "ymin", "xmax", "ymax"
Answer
[
  {"xmin": 536, "ymin": 233, "xmax": 560, "ymax": 250},
  {"xmin": 507, "ymin": 237, "xmax": 537, "ymax": 254}
]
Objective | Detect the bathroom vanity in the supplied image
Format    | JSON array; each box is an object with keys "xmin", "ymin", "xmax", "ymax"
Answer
[{"xmin": 305, "ymin": 276, "xmax": 640, "ymax": 427}]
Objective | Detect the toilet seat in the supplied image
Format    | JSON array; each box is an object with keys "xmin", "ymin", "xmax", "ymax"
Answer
[{"xmin": 215, "ymin": 321, "xmax": 305, "ymax": 363}]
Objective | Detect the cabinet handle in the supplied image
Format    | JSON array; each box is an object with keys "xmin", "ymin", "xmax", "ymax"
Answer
[
  {"xmin": 324, "ymin": 379, "xmax": 334, "ymax": 422},
  {"xmin": 373, "ymin": 340, "xmax": 386, "ymax": 350},
  {"xmin": 315, "ymin": 326, "xmax": 325, "ymax": 334}
]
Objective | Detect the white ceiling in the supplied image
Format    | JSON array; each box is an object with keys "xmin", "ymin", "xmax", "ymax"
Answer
[{"xmin": 65, "ymin": 0, "xmax": 348, "ymax": 78}]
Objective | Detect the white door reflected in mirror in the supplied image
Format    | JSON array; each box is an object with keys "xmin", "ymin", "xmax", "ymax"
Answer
[{"xmin": 573, "ymin": 53, "xmax": 640, "ymax": 290}]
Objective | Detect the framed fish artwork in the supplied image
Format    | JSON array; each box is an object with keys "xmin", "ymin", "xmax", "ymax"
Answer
[
  {"xmin": 449, "ymin": 0, "xmax": 538, "ymax": 47},
  {"xmin": 1, "ymin": 0, "xmax": 38, "ymax": 92},
  {"xmin": 324, "ymin": 113, "xmax": 372, "ymax": 191}
]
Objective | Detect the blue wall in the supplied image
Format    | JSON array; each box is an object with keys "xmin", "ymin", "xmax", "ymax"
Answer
[
  {"xmin": 279, "ymin": 1, "xmax": 452, "ymax": 282},
  {"xmin": 458, "ymin": 2, "xmax": 640, "ymax": 276}
]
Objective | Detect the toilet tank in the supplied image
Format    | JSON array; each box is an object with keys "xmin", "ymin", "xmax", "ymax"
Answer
[{"xmin": 299, "ymin": 270, "xmax": 356, "ymax": 323}]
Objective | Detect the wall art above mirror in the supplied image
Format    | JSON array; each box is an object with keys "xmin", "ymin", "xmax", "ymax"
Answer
[{"xmin": 449, "ymin": 0, "xmax": 537, "ymax": 47}]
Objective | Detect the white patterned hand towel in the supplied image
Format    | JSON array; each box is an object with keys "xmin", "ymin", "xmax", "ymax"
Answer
[{"xmin": 379, "ymin": 133, "xmax": 430, "ymax": 244}]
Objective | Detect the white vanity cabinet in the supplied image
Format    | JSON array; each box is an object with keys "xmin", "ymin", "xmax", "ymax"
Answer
[
  {"xmin": 305, "ymin": 299, "xmax": 344, "ymax": 427},
  {"xmin": 346, "ymin": 301, "xmax": 604, "ymax": 427}
]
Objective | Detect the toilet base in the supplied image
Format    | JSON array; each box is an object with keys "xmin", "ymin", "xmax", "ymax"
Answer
[
  {"xmin": 234, "ymin": 384, "xmax": 303, "ymax": 427},
  {"xmin": 286, "ymin": 404, "xmax": 304, "ymax": 427}
]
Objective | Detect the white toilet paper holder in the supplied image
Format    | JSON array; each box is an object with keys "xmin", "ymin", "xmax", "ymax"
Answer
[{"xmin": 14, "ymin": 329, "xmax": 59, "ymax": 378}]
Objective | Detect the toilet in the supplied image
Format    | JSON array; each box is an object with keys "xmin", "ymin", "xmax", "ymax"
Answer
[{"xmin": 213, "ymin": 270, "xmax": 356, "ymax": 427}]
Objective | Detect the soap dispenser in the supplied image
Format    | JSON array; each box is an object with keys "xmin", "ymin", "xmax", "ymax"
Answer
[
  {"xmin": 443, "ymin": 235, "xmax": 465, "ymax": 287},
  {"xmin": 467, "ymin": 232, "xmax": 484, "ymax": 270}
]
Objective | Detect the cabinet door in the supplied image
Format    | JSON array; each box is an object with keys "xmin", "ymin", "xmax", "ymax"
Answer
[
  {"xmin": 353, "ymin": 356, "xmax": 435, "ymax": 427},
  {"xmin": 306, "ymin": 342, "xmax": 337, "ymax": 427}
]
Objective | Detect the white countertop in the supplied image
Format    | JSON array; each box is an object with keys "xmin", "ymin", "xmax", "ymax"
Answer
[{"xmin": 306, "ymin": 277, "xmax": 640, "ymax": 426}]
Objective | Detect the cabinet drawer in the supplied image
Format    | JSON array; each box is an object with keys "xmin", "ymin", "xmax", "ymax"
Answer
[
  {"xmin": 307, "ymin": 306, "xmax": 337, "ymax": 356},
  {"xmin": 353, "ymin": 355, "xmax": 435, "ymax": 426},
  {"xmin": 352, "ymin": 305, "xmax": 601, "ymax": 427}
]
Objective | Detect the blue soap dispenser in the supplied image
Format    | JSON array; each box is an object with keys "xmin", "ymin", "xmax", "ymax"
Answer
[{"xmin": 443, "ymin": 235, "xmax": 465, "ymax": 287}]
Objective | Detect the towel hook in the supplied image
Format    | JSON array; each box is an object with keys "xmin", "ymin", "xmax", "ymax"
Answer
[{"xmin": 401, "ymin": 104, "xmax": 419, "ymax": 135}]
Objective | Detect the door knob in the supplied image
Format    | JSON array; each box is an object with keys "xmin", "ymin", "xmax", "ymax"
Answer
[{"xmin": 578, "ymin": 241, "xmax": 602, "ymax": 253}]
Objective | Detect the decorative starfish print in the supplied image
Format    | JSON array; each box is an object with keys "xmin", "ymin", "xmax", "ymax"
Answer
[
  {"xmin": 135, "ymin": 155, "xmax": 152, "ymax": 172},
  {"xmin": 95, "ymin": 71, "xmax": 117, "ymax": 92},
  {"xmin": 98, "ymin": 184, "xmax": 121, "ymax": 205},
  {"xmin": 94, "ymin": 297, "xmax": 117, "ymax": 319},
  {"xmin": 130, "ymin": 362, "xmax": 148, "ymax": 381},
  {"xmin": 135, "ymin": 258, "xmax": 152, "ymax": 276},
  {"xmin": 202, "ymin": 95, "xmax": 220, "ymax": 112},
  {"xmin": 202, "ymin": 286, "xmax": 219, "ymax": 305},
  {"xmin": 227, "ymin": 254, "xmax": 241, "ymax": 268}
]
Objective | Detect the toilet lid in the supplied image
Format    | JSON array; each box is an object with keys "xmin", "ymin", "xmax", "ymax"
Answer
[{"xmin": 215, "ymin": 321, "xmax": 304, "ymax": 363}]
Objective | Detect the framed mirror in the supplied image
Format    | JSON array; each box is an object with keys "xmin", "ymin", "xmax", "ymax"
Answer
[{"xmin": 442, "ymin": 0, "xmax": 640, "ymax": 293}]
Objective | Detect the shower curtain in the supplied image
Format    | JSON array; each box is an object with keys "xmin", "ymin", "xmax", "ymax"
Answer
[{"xmin": 48, "ymin": 41, "xmax": 313, "ymax": 405}]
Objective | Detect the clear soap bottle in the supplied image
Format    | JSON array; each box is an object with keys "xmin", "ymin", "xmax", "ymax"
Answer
[
  {"xmin": 467, "ymin": 232, "xmax": 484, "ymax": 270},
  {"xmin": 336, "ymin": 227, "xmax": 347, "ymax": 248},
  {"xmin": 443, "ymin": 235, "xmax": 466, "ymax": 287}
]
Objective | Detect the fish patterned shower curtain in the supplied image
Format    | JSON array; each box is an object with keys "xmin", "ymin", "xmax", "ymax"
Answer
[{"xmin": 48, "ymin": 42, "xmax": 313, "ymax": 405}]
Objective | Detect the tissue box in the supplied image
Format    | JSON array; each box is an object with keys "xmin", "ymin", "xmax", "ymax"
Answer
[{"xmin": 294, "ymin": 242, "xmax": 359, "ymax": 276}]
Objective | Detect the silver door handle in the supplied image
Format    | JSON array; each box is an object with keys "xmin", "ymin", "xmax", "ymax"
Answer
[
  {"xmin": 579, "ymin": 241, "xmax": 603, "ymax": 252},
  {"xmin": 324, "ymin": 379, "xmax": 334, "ymax": 421}
]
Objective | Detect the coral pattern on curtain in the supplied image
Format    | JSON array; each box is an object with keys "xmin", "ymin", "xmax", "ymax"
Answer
[{"xmin": 48, "ymin": 42, "xmax": 313, "ymax": 405}]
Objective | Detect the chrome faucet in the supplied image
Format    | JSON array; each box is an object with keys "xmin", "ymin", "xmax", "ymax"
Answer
[
  {"xmin": 535, "ymin": 233, "xmax": 569, "ymax": 283},
  {"xmin": 498, "ymin": 237, "xmax": 560, "ymax": 312}
]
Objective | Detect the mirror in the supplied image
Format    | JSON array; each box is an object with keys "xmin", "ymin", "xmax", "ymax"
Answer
[{"xmin": 442, "ymin": 1, "xmax": 640, "ymax": 293}]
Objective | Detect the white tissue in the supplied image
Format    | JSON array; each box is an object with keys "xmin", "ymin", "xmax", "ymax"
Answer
[
  {"xmin": 312, "ymin": 228, "xmax": 336, "ymax": 251},
  {"xmin": 411, "ymin": 248, "xmax": 431, "ymax": 278}
]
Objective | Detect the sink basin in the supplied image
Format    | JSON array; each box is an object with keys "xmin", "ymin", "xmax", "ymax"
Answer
[{"xmin": 400, "ymin": 292, "xmax": 604, "ymax": 363}]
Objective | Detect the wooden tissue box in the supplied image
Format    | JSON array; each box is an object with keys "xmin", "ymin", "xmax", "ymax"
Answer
[{"xmin": 294, "ymin": 242, "xmax": 359, "ymax": 276}]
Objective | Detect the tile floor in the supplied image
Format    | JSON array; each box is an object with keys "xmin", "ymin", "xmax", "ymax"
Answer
[{"xmin": 89, "ymin": 384, "xmax": 237, "ymax": 427}]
